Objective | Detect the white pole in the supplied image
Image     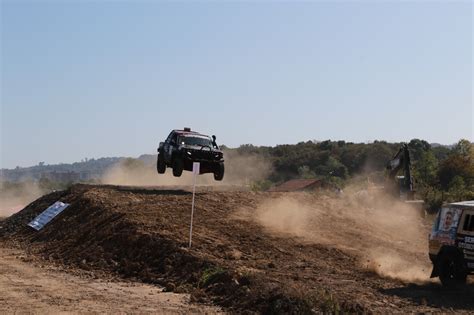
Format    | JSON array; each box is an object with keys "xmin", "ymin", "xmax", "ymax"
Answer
[{"xmin": 189, "ymin": 163, "xmax": 198, "ymax": 248}]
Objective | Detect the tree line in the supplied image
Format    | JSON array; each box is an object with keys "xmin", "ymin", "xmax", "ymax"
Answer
[{"xmin": 224, "ymin": 139, "xmax": 474, "ymax": 208}]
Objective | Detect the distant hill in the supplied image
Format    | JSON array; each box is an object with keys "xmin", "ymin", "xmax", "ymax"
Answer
[
  {"xmin": 0, "ymin": 157, "xmax": 126, "ymax": 182},
  {"xmin": 430, "ymin": 143, "xmax": 456, "ymax": 149}
]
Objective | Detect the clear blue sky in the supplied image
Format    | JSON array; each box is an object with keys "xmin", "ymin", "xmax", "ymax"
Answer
[{"xmin": 1, "ymin": 1, "xmax": 472, "ymax": 168}]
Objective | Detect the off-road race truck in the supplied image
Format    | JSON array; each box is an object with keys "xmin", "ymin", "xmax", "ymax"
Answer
[
  {"xmin": 157, "ymin": 128, "xmax": 224, "ymax": 181},
  {"xmin": 429, "ymin": 200, "xmax": 474, "ymax": 287}
]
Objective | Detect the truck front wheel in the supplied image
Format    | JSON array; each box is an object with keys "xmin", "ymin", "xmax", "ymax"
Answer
[
  {"xmin": 172, "ymin": 158, "xmax": 184, "ymax": 177},
  {"xmin": 157, "ymin": 154, "xmax": 166, "ymax": 174},
  {"xmin": 438, "ymin": 253, "xmax": 467, "ymax": 288},
  {"xmin": 214, "ymin": 162, "xmax": 224, "ymax": 181}
]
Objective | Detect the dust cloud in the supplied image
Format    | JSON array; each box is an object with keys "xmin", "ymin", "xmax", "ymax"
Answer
[
  {"xmin": 0, "ymin": 181, "xmax": 44, "ymax": 217},
  {"xmin": 247, "ymin": 190, "xmax": 432, "ymax": 283},
  {"xmin": 255, "ymin": 197, "xmax": 315, "ymax": 236},
  {"xmin": 101, "ymin": 150, "xmax": 272, "ymax": 187},
  {"xmin": 221, "ymin": 150, "xmax": 272, "ymax": 185},
  {"xmin": 365, "ymin": 249, "xmax": 429, "ymax": 283},
  {"xmin": 101, "ymin": 160, "xmax": 195, "ymax": 186}
]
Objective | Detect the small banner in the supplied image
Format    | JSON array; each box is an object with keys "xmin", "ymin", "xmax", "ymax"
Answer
[{"xmin": 28, "ymin": 201, "xmax": 70, "ymax": 231}]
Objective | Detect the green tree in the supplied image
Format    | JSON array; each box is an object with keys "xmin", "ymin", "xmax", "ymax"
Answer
[
  {"xmin": 364, "ymin": 141, "xmax": 397, "ymax": 172},
  {"xmin": 447, "ymin": 175, "xmax": 467, "ymax": 202},
  {"xmin": 438, "ymin": 153, "xmax": 474, "ymax": 190},
  {"xmin": 315, "ymin": 156, "xmax": 348, "ymax": 179},
  {"xmin": 408, "ymin": 138, "xmax": 431, "ymax": 161},
  {"xmin": 250, "ymin": 180, "xmax": 273, "ymax": 192},
  {"xmin": 423, "ymin": 187, "xmax": 444, "ymax": 213},
  {"xmin": 414, "ymin": 150, "xmax": 438, "ymax": 186},
  {"xmin": 432, "ymin": 145, "xmax": 451, "ymax": 161},
  {"xmin": 453, "ymin": 139, "xmax": 474, "ymax": 158},
  {"xmin": 448, "ymin": 175, "xmax": 465, "ymax": 191},
  {"xmin": 298, "ymin": 165, "xmax": 316, "ymax": 179},
  {"xmin": 340, "ymin": 144, "xmax": 367, "ymax": 175}
]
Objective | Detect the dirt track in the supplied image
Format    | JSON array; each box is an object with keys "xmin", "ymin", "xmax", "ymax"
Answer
[
  {"xmin": 0, "ymin": 246, "xmax": 221, "ymax": 314},
  {"xmin": 1, "ymin": 184, "xmax": 473, "ymax": 313}
]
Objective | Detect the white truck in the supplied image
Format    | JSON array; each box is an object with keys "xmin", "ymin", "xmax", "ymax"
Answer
[{"xmin": 429, "ymin": 200, "xmax": 474, "ymax": 287}]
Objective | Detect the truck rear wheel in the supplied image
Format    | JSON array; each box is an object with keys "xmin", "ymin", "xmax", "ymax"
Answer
[
  {"xmin": 439, "ymin": 254, "xmax": 467, "ymax": 288},
  {"xmin": 157, "ymin": 155, "xmax": 166, "ymax": 174},
  {"xmin": 214, "ymin": 162, "xmax": 224, "ymax": 181},
  {"xmin": 172, "ymin": 158, "xmax": 183, "ymax": 177}
]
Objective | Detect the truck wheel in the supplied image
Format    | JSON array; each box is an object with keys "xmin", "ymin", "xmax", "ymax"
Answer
[
  {"xmin": 214, "ymin": 162, "xmax": 224, "ymax": 181},
  {"xmin": 172, "ymin": 158, "xmax": 183, "ymax": 177},
  {"xmin": 439, "ymin": 254, "xmax": 467, "ymax": 288},
  {"xmin": 157, "ymin": 155, "xmax": 166, "ymax": 174}
]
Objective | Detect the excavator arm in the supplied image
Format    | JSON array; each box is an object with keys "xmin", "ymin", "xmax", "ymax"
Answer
[{"xmin": 386, "ymin": 144, "xmax": 415, "ymax": 200}]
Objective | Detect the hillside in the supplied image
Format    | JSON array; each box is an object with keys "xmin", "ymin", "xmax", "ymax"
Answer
[{"xmin": 1, "ymin": 184, "xmax": 472, "ymax": 313}]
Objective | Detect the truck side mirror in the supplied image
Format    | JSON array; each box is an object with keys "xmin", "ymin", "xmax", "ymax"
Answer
[{"xmin": 212, "ymin": 135, "xmax": 216, "ymax": 141}]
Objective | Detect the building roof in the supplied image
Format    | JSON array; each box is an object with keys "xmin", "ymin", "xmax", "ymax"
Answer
[
  {"xmin": 268, "ymin": 178, "xmax": 321, "ymax": 192},
  {"xmin": 449, "ymin": 200, "xmax": 474, "ymax": 208}
]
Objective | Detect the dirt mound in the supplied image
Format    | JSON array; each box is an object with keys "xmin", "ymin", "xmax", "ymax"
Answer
[{"xmin": 1, "ymin": 184, "xmax": 473, "ymax": 313}]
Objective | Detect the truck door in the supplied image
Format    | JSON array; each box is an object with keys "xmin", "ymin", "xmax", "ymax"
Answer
[
  {"xmin": 163, "ymin": 132, "xmax": 175, "ymax": 162},
  {"xmin": 457, "ymin": 209, "xmax": 474, "ymax": 271}
]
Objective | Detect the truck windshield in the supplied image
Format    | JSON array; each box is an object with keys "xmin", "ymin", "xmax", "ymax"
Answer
[{"xmin": 179, "ymin": 136, "xmax": 213, "ymax": 147}]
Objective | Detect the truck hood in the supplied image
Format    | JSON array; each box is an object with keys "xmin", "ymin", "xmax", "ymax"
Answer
[{"xmin": 180, "ymin": 144, "xmax": 222, "ymax": 153}]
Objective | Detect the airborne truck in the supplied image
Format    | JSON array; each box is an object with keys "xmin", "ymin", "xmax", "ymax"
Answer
[
  {"xmin": 429, "ymin": 200, "xmax": 474, "ymax": 287},
  {"xmin": 157, "ymin": 128, "xmax": 225, "ymax": 181}
]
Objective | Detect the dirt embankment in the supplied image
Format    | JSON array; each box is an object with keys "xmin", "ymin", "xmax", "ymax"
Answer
[{"xmin": 1, "ymin": 184, "xmax": 473, "ymax": 313}]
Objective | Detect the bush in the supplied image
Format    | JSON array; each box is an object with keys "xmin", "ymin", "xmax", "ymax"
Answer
[
  {"xmin": 250, "ymin": 180, "xmax": 273, "ymax": 192},
  {"xmin": 199, "ymin": 267, "xmax": 228, "ymax": 288},
  {"xmin": 422, "ymin": 186, "xmax": 444, "ymax": 214}
]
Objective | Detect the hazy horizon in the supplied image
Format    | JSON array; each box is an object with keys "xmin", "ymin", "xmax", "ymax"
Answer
[
  {"xmin": 1, "ymin": 2, "xmax": 472, "ymax": 169},
  {"xmin": 0, "ymin": 137, "xmax": 466, "ymax": 170}
]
